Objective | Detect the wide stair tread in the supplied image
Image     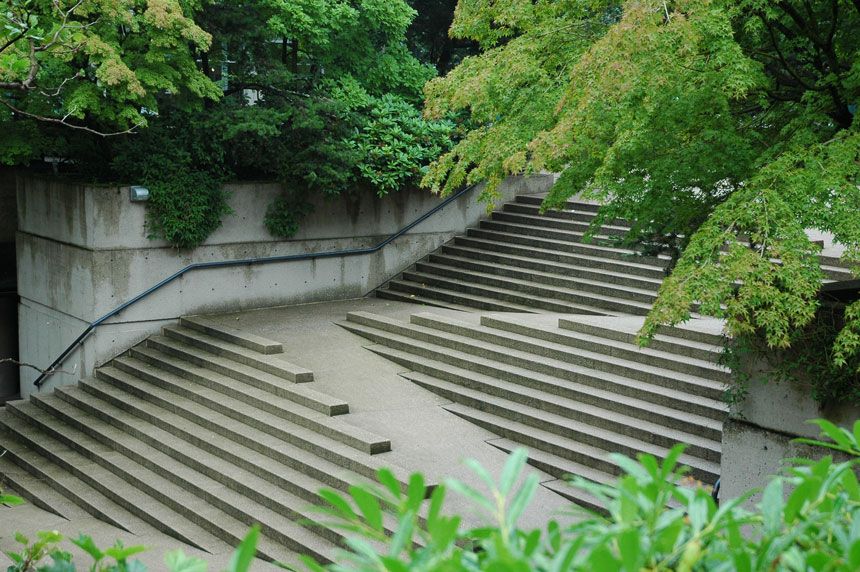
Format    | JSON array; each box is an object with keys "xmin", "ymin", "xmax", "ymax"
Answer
[
  {"xmin": 356, "ymin": 340, "xmax": 722, "ymax": 443},
  {"xmin": 344, "ymin": 313, "xmax": 727, "ymax": 418},
  {"xmin": 110, "ymin": 354, "xmax": 389, "ymax": 455},
  {"xmin": 445, "ymin": 403, "xmax": 719, "ymax": 482},
  {"xmin": 496, "ymin": 208, "xmax": 630, "ymax": 233},
  {"xmin": 144, "ymin": 335, "xmax": 347, "ymax": 415},
  {"xmin": 29, "ymin": 392, "xmax": 340, "ymax": 563},
  {"xmin": 91, "ymin": 366, "xmax": 410, "ymax": 485},
  {"xmin": 401, "ymin": 370, "xmax": 720, "ymax": 463},
  {"xmin": 2, "ymin": 402, "xmax": 226, "ymax": 552},
  {"xmin": 377, "ymin": 285, "xmax": 520, "ymax": 313},
  {"xmin": 162, "ymin": 325, "xmax": 313, "ymax": 382}
]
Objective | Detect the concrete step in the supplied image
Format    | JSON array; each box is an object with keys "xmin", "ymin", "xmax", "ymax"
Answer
[
  {"xmin": 404, "ymin": 265, "xmax": 654, "ymax": 315},
  {"xmin": 497, "ymin": 206, "xmax": 629, "ymax": 235},
  {"xmin": 346, "ymin": 312, "xmax": 727, "ymax": 415},
  {"xmin": 821, "ymin": 263, "xmax": 855, "ymax": 281},
  {"xmin": 400, "ymin": 269, "xmax": 639, "ymax": 316},
  {"xmin": 143, "ymin": 336, "xmax": 348, "ymax": 415},
  {"xmin": 377, "ymin": 283, "xmax": 532, "ymax": 313},
  {"xmin": 507, "ymin": 199, "xmax": 622, "ymax": 225},
  {"xmin": 551, "ymin": 317, "xmax": 723, "ymax": 363},
  {"xmin": 401, "ymin": 370, "xmax": 720, "ymax": 464},
  {"xmin": 558, "ymin": 316, "xmax": 725, "ymax": 347},
  {"xmin": 480, "ymin": 219, "xmax": 620, "ymax": 247},
  {"xmin": 438, "ymin": 244, "xmax": 664, "ymax": 292},
  {"xmin": 180, "ymin": 316, "xmax": 284, "ymax": 354},
  {"xmin": 452, "ymin": 236, "xmax": 667, "ymax": 278},
  {"xmin": 465, "ymin": 227, "xmax": 669, "ymax": 268},
  {"xmin": 445, "ymin": 403, "xmax": 720, "ymax": 483},
  {"xmin": 473, "ymin": 314, "xmax": 730, "ymax": 387},
  {"xmin": 103, "ymin": 358, "xmax": 390, "ymax": 455},
  {"xmin": 347, "ymin": 336, "xmax": 723, "ymax": 442},
  {"xmin": 89, "ymin": 368, "xmax": 408, "ymax": 485},
  {"xmin": 515, "ymin": 195, "xmax": 602, "ymax": 212},
  {"xmin": 27, "ymin": 392, "xmax": 340, "ymax": 563},
  {"xmin": 488, "ymin": 438, "xmax": 611, "ymax": 513},
  {"xmin": 387, "ymin": 277, "xmax": 609, "ymax": 315},
  {"xmin": 420, "ymin": 256, "xmax": 659, "ymax": 304},
  {"xmin": 70, "ymin": 377, "xmax": 369, "ymax": 495},
  {"xmin": 2, "ymin": 402, "xmax": 226, "ymax": 552},
  {"xmin": 162, "ymin": 326, "xmax": 313, "ymax": 382}
]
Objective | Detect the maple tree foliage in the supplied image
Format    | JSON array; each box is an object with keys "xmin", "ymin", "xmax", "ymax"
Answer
[{"xmin": 424, "ymin": 0, "xmax": 860, "ymax": 376}]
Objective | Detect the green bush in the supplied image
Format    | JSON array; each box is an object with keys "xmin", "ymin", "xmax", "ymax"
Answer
[{"xmin": 265, "ymin": 197, "xmax": 315, "ymax": 240}]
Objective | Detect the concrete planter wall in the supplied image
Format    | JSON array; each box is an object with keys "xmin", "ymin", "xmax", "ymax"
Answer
[
  {"xmin": 17, "ymin": 174, "xmax": 555, "ymax": 397},
  {"xmin": 720, "ymin": 362, "xmax": 860, "ymax": 502}
]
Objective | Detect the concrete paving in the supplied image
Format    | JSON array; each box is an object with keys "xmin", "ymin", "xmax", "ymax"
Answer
[{"xmin": 1, "ymin": 296, "xmax": 574, "ymax": 570}]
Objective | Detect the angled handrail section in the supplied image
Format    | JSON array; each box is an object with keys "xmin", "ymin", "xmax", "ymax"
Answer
[{"xmin": 33, "ymin": 183, "xmax": 478, "ymax": 389}]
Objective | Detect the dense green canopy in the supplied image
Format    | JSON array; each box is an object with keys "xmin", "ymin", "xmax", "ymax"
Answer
[{"xmin": 424, "ymin": 0, "xmax": 860, "ymax": 377}]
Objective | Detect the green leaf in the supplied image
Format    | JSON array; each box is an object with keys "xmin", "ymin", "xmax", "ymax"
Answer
[
  {"xmin": 499, "ymin": 447, "xmax": 529, "ymax": 497},
  {"xmin": 71, "ymin": 534, "xmax": 104, "ymax": 562},
  {"xmin": 506, "ymin": 473, "xmax": 539, "ymax": 530},
  {"xmin": 225, "ymin": 525, "xmax": 259, "ymax": 572},
  {"xmin": 349, "ymin": 485, "xmax": 383, "ymax": 532},
  {"xmin": 761, "ymin": 479, "xmax": 784, "ymax": 534},
  {"xmin": 164, "ymin": 549, "xmax": 208, "ymax": 572}
]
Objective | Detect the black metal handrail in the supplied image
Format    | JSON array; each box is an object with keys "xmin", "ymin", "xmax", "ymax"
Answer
[{"xmin": 33, "ymin": 183, "xmax": 478, "ymax": 389}]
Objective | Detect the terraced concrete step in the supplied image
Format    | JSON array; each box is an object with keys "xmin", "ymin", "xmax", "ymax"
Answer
[
  {"xmin": 438, "ymin": 244, "xmax": 663, "ymax": 291},
  {"xmin": 377, "ymin": 283, "xmax": 529, "ymax": 312},
  {"xmin": 104, "ymin": 358, "xmax": 389, "ymax": 455},
  {"xmin": 558, "ymin": 317, "xmax": 725, "ymax": 347},
  {"xmin": 27, "ymin": 393, "xmax": 340, "ymax": 563},
  {"xmin": 387, "ymin": 277, "xmax": 608, "ymax": 315},
  {"xmin": 495, "ymin": 208, "xmax": 629, "ymax": 236},
  {"xmin": 70, "ymin": 377, "xmax": 367, "ymax": 495},
  {"xmin": 421, "ymin": 256, "xmax": 659, "ymax": 304},
  {"xmin": 397, "ymin": 271, "xmax": 627, "ymax": 316},
  {"xmin": 350, "ymin": 338, "xmax": 722, "ymax": 442},
  {"xmin": 143, "ymin": 337, "xmax": 347, "ymax": 415},
  {"xmin": 480, "ymin": 219, "xmax": 621, "ymax": 246},
  {"xmin": 401, "ymin": 370, "xmax": 720, "ymax": 463},
  {"xmin": 2, "ymin": 403, "xmax": 224, "ymax": 552},
  {"xmin": 551, "ymin": 317, "xmax": 723, "ymax": 362},
  {"xmin": 466, "ymin": 227, "xmax": 669, "ymax": 267},
  {"xmin": 162, "ymin": 326, "xmax": 313, "ymax": 382},
  {"xmin": 473, "ymin": 314, "xmax": 729, "ymax": 386},
  {"xmin": 515, "ymin": 195, "xmax": 602, "ymax": 212},
  {"xmin": 451, "ymin": 236, "xmax": 667, "ymax": 278},
  {"xmin": 446, "ymin": 404, "xmax": 719, "ymax": 483},
  {"xmin": 346, "ymin": 312, "xmax": 727, "ymax": 414},
  {"xmin": 89, "ymin": 368, "xmax": 409, "ymax": 485},
  {"xmin": 180, "ymin": 316, "xmax": 284, "ymax": 354}
]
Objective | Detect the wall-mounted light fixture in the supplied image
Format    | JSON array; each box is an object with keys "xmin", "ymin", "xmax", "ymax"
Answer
[{"xmin": 129, "ymin": 186, "xmax": 150, "ymax": 202}]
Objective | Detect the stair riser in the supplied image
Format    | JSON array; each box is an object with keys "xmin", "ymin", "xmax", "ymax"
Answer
[
  {"xmin": 144, "ymin": 339, "xmax": 344, "ymax": 415},
  {"xmin": 401, "ymin": 271, "xmax": 638, "ymax": 315},
  {"xmin": 420, "ymin": 258, "xmax": 658, "ymax": 304},
  {"xmin": 449, "ymin": 408, "xmax": 718, "ymax": 483},
  {"xmin": 377, "ymin": 286, "xmax": 526, "ymax": 312},
  {"xmin": 3, "ymin": 406, "xmax": 206, "ymax": 548},
  {"xmin": 479, "ymin": 220, "xmax": 623, "ymax": 247},
  {"xmin": 466, "ymin": 228, "xmax": 669, "ymax": 268},
  {"xmin": 78, "ymin": 379, "xmax": 355, "ymax": 493},
  {"xmin": 470, "ymin": 317, "xmax": 730, "ymax": 391},
  {"xmin": 502, "ymin": 203, "xmax": 624, "ymax": 226},
  {"xmin": 389, "ymin": 279, "xmax": 576, "ymax": 313},
  {"xmin": 452, "ymin": 237, "xmax": 666, "ymax": 278},
  {"xmin": 559, "ymin": 318, "xmax": 725, "ymax": 347},
  {"xmin": 409, "ymin": 376, "xmax": 719, "ymax": 463},
  {"xmin": 350, "ymin": 317, "xmax": 723, "ymax": 414},
  {"xmin": 54, "ymin": 388, "xmax": 330, "ymax": 511},
  {"xmin": 538, "ymin": 319, "xmax": 721, "ymax": 363},
  {"xmin": 359, "ymin": 341, "xmax": 722, "ymax": 439},
  {"xmin": 95, "ymin": 369, "xmax": 381, "ymax": 478},
  {"xmin": 0, "ymin": 428, "xmax": 132, "ymax": 531},
  {"xmin": 515, "ymin": 196, "xmax": 602, "ymax": 213},
  {"xmin": 162, "ymin": 328, "xmax": 311, "ymax": 382},
  {"xmin": 438, "ymin": 246, "xmax": 662, "ymax": 292},
  {"xmin": 493, "ymin": 211, "xmax": 629, "ymax": 237}
]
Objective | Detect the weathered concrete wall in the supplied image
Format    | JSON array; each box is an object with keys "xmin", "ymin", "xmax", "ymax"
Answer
[
  {"xmin": 720, "ymin": 372, "xmax": 860, "ymax": 503},
  {"xmin": 18, "ymin": 174, "xmax": 554, "ymax": 396}
]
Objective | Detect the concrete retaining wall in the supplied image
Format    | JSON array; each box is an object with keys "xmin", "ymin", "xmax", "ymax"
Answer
[{"xmin": 17, "ymin": 174, "xmax": 555, "ymax": 397}]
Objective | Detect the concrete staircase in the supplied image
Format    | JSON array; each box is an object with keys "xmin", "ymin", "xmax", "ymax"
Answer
[
  {"xmin": 375, "ymin": 194, "xmax": 855, "ymax": 314},
  {"xmin": 0, "ymin": 317, "xmax": 412, "ymax": 567}
]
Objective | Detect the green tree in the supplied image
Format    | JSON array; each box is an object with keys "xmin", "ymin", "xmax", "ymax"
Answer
[
  {"xmin": 423, "ymin": 0, "xmax": 860, "ymax": 378},
  {"xmin": 0, "ymin": 0, "xmax": 220, "ymax": 164}
]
